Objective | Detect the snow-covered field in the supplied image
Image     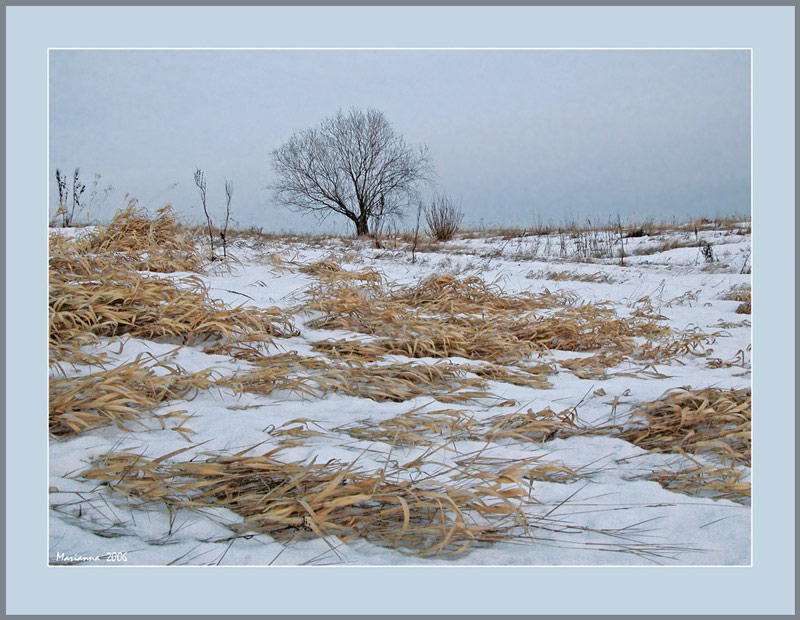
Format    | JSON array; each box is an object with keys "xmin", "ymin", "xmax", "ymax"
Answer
[{"xmin": 49, "ymin": 221, "xmax": 752, "ymax": 566}]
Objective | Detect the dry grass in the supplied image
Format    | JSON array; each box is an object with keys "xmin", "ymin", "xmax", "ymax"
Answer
[
  {"xmin": 458, "ymin": 216, "xmax": 749, "ymax": 242},
  {"xmin": 459, "ymin": 362, "xmax": 555, "ymax": 389},
  {"xmin": 49, "ymin": 207, "xmax": 299, "ymax": 437},
  {"xmin": 629, "ymin": 238, "xmax": 703, "ymax": 256},
  {"xmin": 723, "ymin": 285, "xmax": 751, "ymax": 314},
  {"xmin": 84, "ymin": 203, "xmax": 204, "ymax": 273},
  {"xmin": 460, "ymin": 215, "xmax": 750, "ymax": 239},
  {"xmin": 716, "ymin": 318, "xmax": 751, "ymax": 329},
  {"xmin": 302, "ymin": 273, "xmax": 679, "ymax": 367},
  {"xmin": 310, "ymin": 338, "xmax": 385, "ymax": 361},
  {"xmin": 299, "ymin": 259, "xmax": 382, "ymax": 282},
  {"xmin": 224, "ymin": 354, "xmax": 506, "ymax": 405},
  {"xmin": 299, "ymin": 259, "xmax": 342, "ymax": 276},
  {"xmin": 51, "ymin": 268, "xmax": 293, "ymax": 344},
  {"xmin": 450, "ymin": 455, "xmax": 585, "ymax": 486},
  {"xmin": 629, "ymin": 327, "xmax": 719, "ymax": 366},
  {"xmin": 51, "ymin": 210, "xmax": 751, "ymax": 561},
  {"xmin": 50, "ymin": 235, "xmax": 298, "ymax": 368},
  {"xmin": 82, "ymin": 446, "xmax": 528, "ymax": 557},
  {"xmin": 664, "ymin": 289, "xmax": 700, "ymax": 308},
  {"xmin": 480, "ymin": 407, "xmax": 585, "ymax": 443},
  {"xmin": 311, "ymin": 338, "xmax": 557, "ymax": 388},
  {"xmin": 641, "ymin": 464, "xmax": 750, "ymax": 504},
  {"xmin": 266, "ymin": 252, "xmax": 295, "ymax": 273},
  {"xmin": 339, "ymin": 404, "xmax": 611, "ymax": 448},
  {"xmin": 557, "ymin": 353, "xmax": 627, "ymax": 380},
  {"xmin": 338, "ymin": 407, "xmax": 481, "ymax": 446},
  {"xmin": 319, "ymin": 361, "xmax": 497, "ymax": 404},
  {"xmin": 527, "ymin": 269, "xmax": 614, "ymax": 284},
  {"xmin": 706, "ymin": 348, "xmax": 750, "ymax": 371},
  {"xmin": 392, "ymin": 274, "xmax": 560, "ymax": 313},
  {"xmin": 49, "ymin": 356, "xmax": 217, "ymax": 438},
  {"xmin": 725, "ymin": 286, "xmax": 751, "ymax": 303},
  {"xmin": 620, "ymin": 388, "xmax": 751, "ymax": 466}
]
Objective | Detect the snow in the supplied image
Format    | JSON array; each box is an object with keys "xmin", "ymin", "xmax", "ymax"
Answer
[{"xmin": 49, "ymin": 225, "xmax": 751, "ymax": 566}]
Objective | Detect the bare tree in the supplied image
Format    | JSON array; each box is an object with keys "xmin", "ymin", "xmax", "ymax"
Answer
[
  {"xmin": 222, "ymin": 179, "xmax": 233, "ymax": 259},
  {"xmin": 270, "ymin": 108, "xmax": 433, "ymax": 237},
  {"xmin": 194, "ymin": 168, "xmax": 215, "ymax": 259},
  {"xmin": 425, "ymin": 193, "xmax": 464, "ymax": 241}
]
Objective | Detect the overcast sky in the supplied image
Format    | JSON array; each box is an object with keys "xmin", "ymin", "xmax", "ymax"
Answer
[{"xmin": 49, "ymin": 49, "xmax": 750, "ymax": 232}]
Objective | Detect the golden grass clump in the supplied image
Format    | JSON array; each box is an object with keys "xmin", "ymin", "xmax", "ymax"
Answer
[
  {"xmin": 318, "ymin": 361, "xmax": 495, "ymax": 404},
  {"xmin": 626, "ymin": 327, "xmax": 718, "ymax": 368},
  {"xmin": 310, "ymin": 338, "xmax": 384, "ymax": 361},
  {"xmin": 339, "ymin": 407, "xmax": 481, "ymax": 446},
  {"xmin": 264, "ymin": 418, "xmax": 336, "ymax": 449},
  {"xmin": 458, "ymin": 362, "xmax": 555, "ymax": 389},
  {"xmin": 263, "ymin": 252, "xmax": 295, "ymax": 274},
  {"xmin": 302, "ymin": 273, "xmax": 679, "ymax": 367},
  {"xmin": 723, "ymin": 285, "xmax": 751, "ymax": 303},
  {"xmin": 508, "ymin": 303, "xmax": 670, "ymax": 354},
  {"xmin": 480, "ymin": 407, "xmax": 582, "ymax": 443},
  {"xmin": 452, "ymin": 456, "xmax": 585, "ymax": 487},
  {"xmin": 558, "ymin": 353, "xmax": 628, "ymax": 380},
  {"xmin": 339, "ymin": 404, "xmax": 602, "ymax": 448},
  {"xmin": 299, "ymin": 259, "xmax": 382, "ymax": 282},
  {"xmin": 49, "ymin": 214, "xmax": 297, "ymax": 364},
  {"xmin": 82, "ymin": 447, "xmax": 528, "ymax": 557},
  {"xmin": 225, "ymin": 354, "xmax": 504, "ymax": 404},
  {"xmin": 49, "ymin": 210, "xmax": 298, "ymax": 436},
  {"xmin": 84, "ymin": 203, "xmax": 204, "ymax": 273},
  {"xmin": 716, "ymin": 318, "xmax": 751, "ymax": 329},
  {"xmin": 641, "ymin": 465, "xmax": 750, "ymax": 504},
  {"xmin": 527, "ymin": 269, "xmax": 614, "ymax": 284},
  {"xmin": 311, "ymin": 342, "xmax": 557, "ymax": 388},
  {"xmin": 215, "ymin": 353, "xmax": 325, "ymax": 399},
  {"xmin": 47, "ymin": 232, "xmax": 101, "ymax": 278},
  {"xmin": 620, "ymin": 388, "xmax": 751, "ymax": 466},
  {"xmin": 299, "ymin": 259, "xmax": 341, "ymax": 276},
  {"xmin": 723, "ymin": 285, "xmax": 751, "ymax": 315},
  {"xmin": 49, "ymin": 356, "xmax": 218, "ymax": 437},
  {"xmin": 706, "ymin": 348, "xmax": 750, "ymax": 371},
  {"xmin": 50, "ymin": 254, "xmax": 298, "ymax": 363},
  {"xmin": 482, "ymin": 406, "xmax": 616, "ymax": 444},
  {"xmin": 390, "ymin": 274, "xmax": 569, "ymax": 314}
]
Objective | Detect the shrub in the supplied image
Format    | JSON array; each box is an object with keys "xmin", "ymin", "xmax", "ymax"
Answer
[
  {"xmin": 700, "ymin": 242, "xmax": 715, "ymax": 263},
  {"xmin": 425, "ymin": 194, "xmax": 464, "ymax": 241}
]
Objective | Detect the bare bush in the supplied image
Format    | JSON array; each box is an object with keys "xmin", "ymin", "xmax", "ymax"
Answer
[
  {"xmin": 71, "ymin": 169, "xmax": 86, "ymax": 227},
  {"xmin": 53, "ymin": 168, "xmax": 86, "ymax": 227},
  {"xmin": 55, "ymin": 169, "xmax": 69, "ymax": 226},
  {"xmin": 193, "ymin": 168, "xmax": 215, "ymax": 260},
  {"xmin": 222, "ymin": 179, "xmax": 233, "ymax": 259},
  {"xmin": 700, "ymin": 241, "xmax": 715, "ymax": 263},
  {"xmin": 425, "ymin": 194, "xmax": 464, "ymax": 241}
]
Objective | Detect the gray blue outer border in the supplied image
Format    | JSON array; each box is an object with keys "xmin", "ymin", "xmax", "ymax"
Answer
[{"xmin": 2, "ymin": 2, "xmax": 796, "ymax": 617}]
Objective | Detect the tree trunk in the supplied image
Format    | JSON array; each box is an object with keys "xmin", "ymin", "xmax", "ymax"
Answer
[{"xmin": 355, "ymin": 216, "xmax": 370, "ymax": 237}]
